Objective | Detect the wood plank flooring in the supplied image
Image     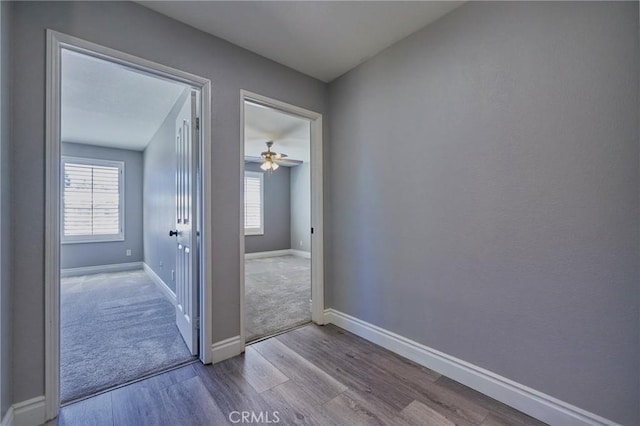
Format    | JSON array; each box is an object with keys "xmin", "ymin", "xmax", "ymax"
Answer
[{"xmin": 48, "ymin": 324, "xmax": 546, "ymax": 426}]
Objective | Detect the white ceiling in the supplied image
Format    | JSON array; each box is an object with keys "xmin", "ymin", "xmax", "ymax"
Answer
[
  {"xmin": 138, "ymin": 1, "xmax": 463, "ymax": 82},
  {"xmin": 245, "ymin": 101, "xmax": 310, "ymax": 163},
  {"xmin": 61, "ymin": 49, "xmax": 188, "ymax": 151}
]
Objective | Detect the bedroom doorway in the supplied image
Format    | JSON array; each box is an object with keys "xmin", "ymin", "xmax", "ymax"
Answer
[
  {"xmin": 45, "ymin": 30, "xmax": 213, "ymax": 418},
  {"xmin": 240, "ymin": 91, "xmax": 324, "ymax": 345},
  {"xmin": 59, "ymin": 48, "xmax": 199, "ymax": 403}
]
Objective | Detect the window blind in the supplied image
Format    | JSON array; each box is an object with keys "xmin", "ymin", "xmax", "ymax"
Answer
[
  {"xmin": 244, "ymin": 173, "xmax": 263, "ymax": 233},
  {"xmin": 63, "ymin": 161, "xmax": 122, "ymax": 238}
]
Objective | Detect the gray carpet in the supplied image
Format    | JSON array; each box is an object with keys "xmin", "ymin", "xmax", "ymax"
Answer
[
  {"xmin": 61, "ymin": 270, "xmax": 194, "ymax": 402},
  {"xmin": 245, "ymin": 255, "xmax": 311, "ymax": 342}
]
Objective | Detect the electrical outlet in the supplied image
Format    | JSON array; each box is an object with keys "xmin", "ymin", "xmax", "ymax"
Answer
[
  {"xmin": 171, "ymin": 270, "xmax": 175, "ymax": 281},
  {"xmin": 126, "ymin": 249, "xmax": 131, "ymax": 256},
  {"xmin": 159, "ymin": 261, "xmax": 163, "ymax": 268},
  {"xmin": 299, "ymin": 240, "xmax": 303, "ymax": 247}
]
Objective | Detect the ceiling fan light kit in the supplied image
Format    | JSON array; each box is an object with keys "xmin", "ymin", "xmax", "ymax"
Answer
[
  {"xmin": 260, "ymin": 141, "xmax": 287, "ymax": 172},
  {"xmin": 260, "ymin": 159, "xmax": 279, "ymax": 171}
]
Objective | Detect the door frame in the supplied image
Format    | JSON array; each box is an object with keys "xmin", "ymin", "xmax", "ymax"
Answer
[
  {"xmin": 44, "ymin": 30, "xmax": 213, "ymax": 420},
  {"xmin": 239, "ymin": 90, "xmax": 325, "ymax": 348}
]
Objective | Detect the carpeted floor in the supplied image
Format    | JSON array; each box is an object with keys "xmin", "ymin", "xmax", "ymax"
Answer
[
  {"xmin": 61, "ymin": 269, "xmax": 194, "ymax": 402},
  {"xmin": 245, "ymin": 255, "xmax": 311, "ymax": 342}
]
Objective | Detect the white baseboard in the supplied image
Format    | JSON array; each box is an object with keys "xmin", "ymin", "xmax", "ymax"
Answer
[
  {"xmin": 143, "ymin": 263, "xmax": 176, "ymax": 306},
  {"xmin": 290, "ymin": 249, "xmax": 311, "ymax": 259},
  {"xmin": 7, "ymin": 396, "xmax": 45, "ymax": 426},
  {"xmin": 245, "ymin": 249, "xmax": 311, "ymax": 259},
  {"xmin": 1, "ymin": 406, "xmax": 14, "ymax": 426},
  {"xmin": 60, "ymin": 261, "xmax": 143, "ymax": 277},
  {"xmin": 324, "ymin": 309, "xmax": 619, "ymax": 426},
  {"xmin": 244, "ymin": 249, "xmax": 292, "ymax": 259},
  {"xmin": 210, "ymin": 335, "xmax": 243, "ymax": 364}
]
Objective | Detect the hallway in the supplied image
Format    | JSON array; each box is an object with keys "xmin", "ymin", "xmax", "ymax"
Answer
[{"xmin": 52, "ymin": 324, "xmax": 543, "ymax": 425}]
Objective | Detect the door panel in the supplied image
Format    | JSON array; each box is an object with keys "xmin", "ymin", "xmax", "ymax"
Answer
[{"xmin": 174, "ymin": 91, "xmax": 199, "ymax": 355}]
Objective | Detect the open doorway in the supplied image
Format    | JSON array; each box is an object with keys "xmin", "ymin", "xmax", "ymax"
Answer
[
  {"xmin": 240, "ymin": 92, "xmax": 324, "ymax": 344},
  {"xmin": 59, "ymin": 48, "xmax": 200, "ymax": 402},
  {"xmin": 243, "ymin": 101, "xmax": 311, "ymax": 342}
]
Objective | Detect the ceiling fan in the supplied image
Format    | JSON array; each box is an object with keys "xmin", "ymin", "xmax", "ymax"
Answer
[
  {"xmin": 260, "ymin": 141, "xmax": 287, "ymax": 171},
  {"xmin": 244, "ymin": 141, "xmax": 303, "ymax": 169}
]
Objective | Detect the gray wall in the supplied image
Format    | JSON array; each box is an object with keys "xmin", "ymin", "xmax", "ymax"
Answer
[
  {"xmin": 290, "ymin": 163, "xmax": 310, "ymax": 253},
  {"xmin": 61, "ymin": 143, "xmax": 144, "ymax": 269},
  {"xmin": 143, "ymin": 89, "xmax": 190, "ymax": 293},
  {"xmin": 328, "ymin": 2, "xmax": 639, "ymax": 425},
  {"xmin": 10, "ymin": 0, "xmax": 327, "ymax": 404},
  {"xmin": 244, "ymin": 162, "xmax": 291, "ymax": 253},
  {"xmin": 0, "ymin": 1, "xmax": 11, "ymax": 419}
]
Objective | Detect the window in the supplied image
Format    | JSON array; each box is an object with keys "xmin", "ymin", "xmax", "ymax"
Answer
[
  {"xmin": 62, "ymin": 156, "xmax": 124, "ymax": 243},
  {"xmin": 244, "ymin": 171, "xmax": 264, "ymax": 235}
]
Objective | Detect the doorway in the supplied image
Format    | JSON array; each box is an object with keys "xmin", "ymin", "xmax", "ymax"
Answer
[
  {"xmin": 45, "ymin": 31, "xmax": 213, "ymax": 419},
  {"xmin": 240, "ymin": 91, "xmax": 324, "ymax": 345},
  {"xmin": 58, "ymin": 48, "xmax": 202, "ymax": 402}
]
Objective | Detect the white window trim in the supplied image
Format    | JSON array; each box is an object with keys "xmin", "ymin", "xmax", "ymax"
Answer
[
  {"xmin": 244, "ymin": 171, "xmax": 264, "ymax": 236},
  {"xmin": 61, "ymin": 156, "xmax": 125, "ymax": 244}
]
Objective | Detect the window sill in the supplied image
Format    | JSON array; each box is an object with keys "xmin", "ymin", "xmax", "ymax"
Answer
[{"xmin": 62, "ymin": 236, "xmax": 125, "ymax": 245}]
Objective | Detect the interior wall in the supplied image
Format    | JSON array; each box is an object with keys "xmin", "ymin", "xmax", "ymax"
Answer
[
  {"xmin": 290, "ymin": 162, "xmax": 311, "ymax": 253},
  {"xmin": 10, "ymin": 0, "xmax": 327, "ymax": 404},
  {"xmin": 0, "ymin": 0, "xmax": 11, "ymax": 419},
  {"xmin": 328, "ymin": 2, "xmax": 639, "ymax": 424},
  {"xmin": 60, "ymin": 142, "xmax": 144, "ymax": 269},
  {"xmin": 244, "ymin": 162, "xmax": 291, "ymax": 253},
  {"xmin": 143, "ymin": 89, "xmax": 189, "ymax": 293}
]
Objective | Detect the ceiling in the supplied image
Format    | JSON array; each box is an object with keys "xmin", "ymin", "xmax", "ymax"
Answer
[
  {"xmin": 245, "ymin": 101, "xmax": 310, "ymax": 163},
  {"xmin": 138, "ymin": 1, "xmax": 463, "ymax": 82},
  {"xmin": 61, "ymin": 49, "xmax": 188, "ymax": 151}
]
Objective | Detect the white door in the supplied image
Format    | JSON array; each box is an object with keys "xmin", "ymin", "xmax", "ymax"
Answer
[{"xmin": 171, "ymin": 91, "xmax": 199, "ymax": 355}]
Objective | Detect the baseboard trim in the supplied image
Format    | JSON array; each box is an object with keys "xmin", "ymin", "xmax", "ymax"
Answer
[
  {"xmin": 324, "ymin": 309, "xmax": 619, "ymax": 426},
  {"xmin": 290, "ymin": 249, "xmax": 311, "ymax": 259},
  {"xmin": 1, "ymin": 406, "xmax": 14, "ymax": 426},
  {"xmin": 244, "ymin": 249, "xmax": 311, "ymax": 260},
  {"xmin": 60, "ymin": 261, "xmax": 143, "ymax": 277},
  {"xmin": 8, "ymin": 396, "xmax": 45, "ymax": 426},
  {"xmin": 143, "ymin": 263, "xmax": 176, "ymax": 305},
  {"xmin": 244, "ymin": 249, "xmax": 292, "ymax": 259},
  {"xmin": 210, "ymin": 335, "xmax": 243, "ymax": 364}
]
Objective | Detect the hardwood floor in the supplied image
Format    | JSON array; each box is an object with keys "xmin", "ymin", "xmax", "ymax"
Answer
[{"xmin": 48, "ymin": 324, "xmax": 546, "ymax": 426}]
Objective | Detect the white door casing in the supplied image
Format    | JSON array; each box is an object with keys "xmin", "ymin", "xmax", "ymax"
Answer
[
  {"xmin": 173, "ymin": 91, "xmax": 199, "ymax": 355},
  {"xmin": 46, "ymin": 30, "xmax": 213, "ymax": 421},
  {"xmin": 239, "ymin": 90, "xmax": 325, "ymax": 348}
]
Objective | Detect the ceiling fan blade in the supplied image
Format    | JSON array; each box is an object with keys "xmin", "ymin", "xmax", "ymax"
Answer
[{"xmin": 245, "ymin": 156, "xmax": 303, "ymax": 166}]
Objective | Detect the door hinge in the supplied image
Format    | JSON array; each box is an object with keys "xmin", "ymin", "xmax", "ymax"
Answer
[
  {"xmin": 311, "ymin": 227, "xmax": 314, "ymax": 234},
  {"xmin": 193, "ymin": 316, "xmax": 200, "ymax": 329},
  {"xmin": 195, "ymin": 117, "xmax": 200, "ymax": 130}
]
